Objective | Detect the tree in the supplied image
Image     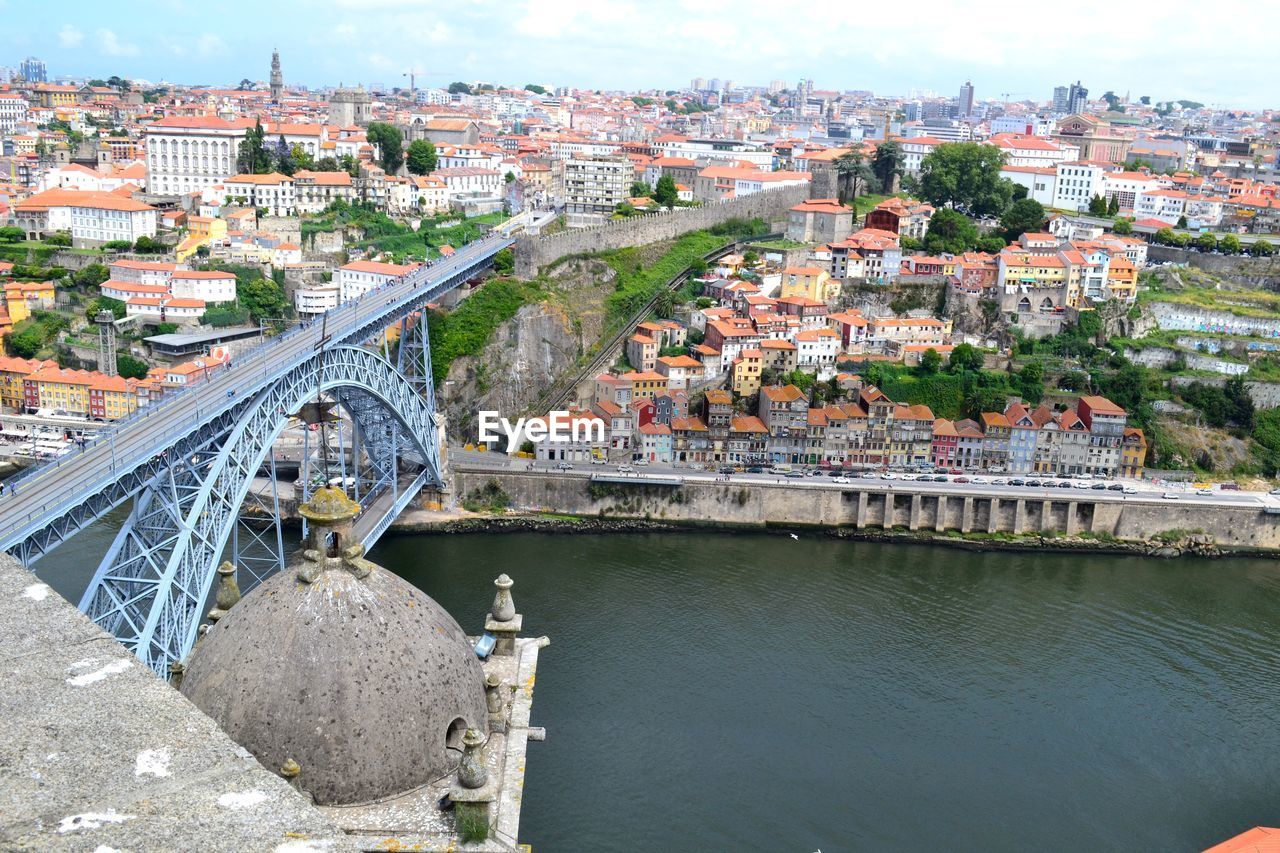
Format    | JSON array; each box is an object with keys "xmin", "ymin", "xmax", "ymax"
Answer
[
  {"xmin": 0, "ymin": 225, "xmax": 24, "ymax": 242},
  {"xmin": 1153, "ymin": 227, "xmax": 1175, "ymax": 245},
  {"xmin": 654, "ymin": 174, "xmax": 679, "ymax": 207},
  {"xmin": 272, "ymin": 136, "xmax": 298, "ymax": 176},
  {"xmin": 406, "ymin": 138, "xmax": 438, "ymax": 175},
  {"xmin": 44, "ymin": 231, "xmax": 71, "ymax": 247},
  {"xmin": 133, "ymin": 236, "xmax": 165, "ymax": 254},
  {"xmin": 366, "ymin": 123, "xmax": 404, "ymax": 174},
  {"xmin": 1112, "ymin": 217, "xmax": 1133, "ymax": 235},
  {"xmin": 1000, "ymin": 198, "xmax": 1045, "ymax": 241},
  {"xmin": 1088, "ymin": 194, "xmax": 1108, "ymax": 216},
  {"xmin": 1220, "ymin": 234, "xmax": 1241, "ymax": 254},
  {"xmin": 834, "ymin": 151, "xmax": 874, "ymax": 206},
  {"xmin": 237, "ymin": 78, "xmax": 254, "ymax": 91},
  {"xmin": 72, "ymin": 263, "xmax": 109, "ymax": 288},
  {"xmin": 236, "ymin": 119, "xmax": 271, "ymax": 174},
  {"xmin": 238, "ymin": 277, "xmax": 289, "ymax": 324},
  {"xmin": 923, "ymin": 208, "xmax": 979, "ymax": 255},
  {"xmin": 948, "ymin": 342, "xmax": 984, "ymax": 372},
  {"xmin": 630, "ymin": 181, "xmax": 652, "ymax": 198},
  {"xmin": 1017, "ymin": 361, "xmax": 1045, "ymax": 405},
  {"xmin": 1176, "ymin": 215, "xmax": 1188, "ymax": 229},
  {"xmin": 314, "ymin": 156, "xmax": 340, "ymax": 172},
  {"xmin": 447, "ymin": 81, "xmax": 472, "ymax": 95},
  {"xmin": 919, "ymin": 347, "xmax": 942, "ymax": 374},
  {"xmin": 1107, "ymin": 195, "xmax": 1120, "ymax": 216},
  {"xmin": 492, "ymin": 247, "xmax": 514, "ymax": 275},
  {"xmin": 87, "ymin": 296, "xmax": 126, "ymax": 319},
  {"xmin": 524, "ymin": 83, "xmax": 546, "ymax": 95},
  {"xmin": 1195, "ymin": 232, "xmax": 1218, "ymax": 252},
  {"xmin": 290, "ymin": 143, "xmax": 315, "ymax": 172},
  {"xmin": 914, "ymin": 142, "xmax": 1016, "ymax": 217},
  {"xmin": 116, "ymin": 354, "xmax": 149, "ymax": 380},
  {"xmin": 614, "ymin": 201, "xmax": 638, "ymax": 217},
  {"xmin": 654, "ymin": 290, "xmax": 676, "ymax": 318},
  {"xmin": 4, "ymin": 326, "xmax": 45, "ymax": 358},
  {"xmin": 870, "ymin": 141, "xmax": 902, "ymax": 193},
  {"xmin": 1252, "ymin": 239, "xmax": 1274, "ymax": 257}
]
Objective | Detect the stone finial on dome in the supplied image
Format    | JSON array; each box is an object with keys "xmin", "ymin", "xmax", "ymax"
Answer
[
  {"xmin": 490, "ymin": 574, "xmax": 515, "ymax": 622},
  {"xmin": 296, "ymin": 486, "xmax": 373, "ymax": 582},
  {"xmin": 298, "ymin": 486, "xmax": 360, "ymax": 526}
]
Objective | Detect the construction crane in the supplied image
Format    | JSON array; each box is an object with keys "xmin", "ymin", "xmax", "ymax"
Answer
[
  {"xmin": 999, "ymin": 92, "xmax": 1029, "ymax": 102},
  {"xmin": 403, "ymin": 68, "xmax": 424, "ymax": 103}
]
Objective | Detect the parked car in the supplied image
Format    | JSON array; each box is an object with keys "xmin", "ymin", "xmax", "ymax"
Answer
[
  {"xmin": 1059, "ymin": 481, "xmax": 1075, "ymax": 489},
  {"xmin": 1009, "ymin": 479, "xmax": 1025, "ymax": 487},
  {"xmin": 1162, "ymin": 492, "xmax": 1180, "ymax": 500},
  {"xmin": 1025, "ymin": 479, "xmax": 1041, "ymax": 488},
  {"xmin": 747, "ymin": 466, "xmax": 765, "ymax": 474},
  {"xmin": 1195, "ymin": 487, "xmax": 1213, "ymax": 495},
  {"xmin": 954, "ymin": 476, "xmax": 970, "ymax": 484},
  {"xmin": 785, "ymin": 470, "xmax": 805, "ymax": 479},
  {"xmin": 900, "ymin": 473, "xmax": 918, "ymax": 481},
  {"xmin": 719, "ymin": 466, "xmax": 735, "ymax": 474},
  {"xmin": 617, "ymin": 464, "xmax": 634, "ymax": 473},
  {"xmin": 555, "ymin": 462, "xmax": 573, "ymax": 470},
  {"xmin": 827, "ymin": 470, "xmax": 845, "ymax": 478},
  {"xmin": 1091, "ymin": 483, "xmax": 1108, "ymax": 490},
  {"xmin": 832, "ymin": 476, "xmax": 852, "ymax": 485},
  {"xmin": 880, "ymin": 472, "xmax": 896, "ymax": 480},
  {"xmin": 1123, "ymin": 486, "xmax": 1138, "ymax": 494},
  {"xmin": 590, "ymin": 457, "xmax": 606, "ymax": 465},
  {"xmin": 1108, "ymin": 483, "xmax": 1124, "ymax": 491},
  {"xmin": 971, "ymin": 476, "xmax": 991, "ymax": 485}
]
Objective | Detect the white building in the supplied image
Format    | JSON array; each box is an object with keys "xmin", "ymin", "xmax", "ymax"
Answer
[
  {"xmin": 0, "ymin": 93, "xmax": 27, "ymax": 132},
  {"xmin": 563, "ymin": 155, "xmax": 631, "ymax": 227},
  {"xmin": 223, "ymin": 173, "xmax": 297, "ymax": 216},
  {"xmin": 335, "ymin": 260, "xmax": 417, "ymax": 302},
  {"xmin": 109, "ymin": 259, "xmax": 178, "ymax": 285},
  {"xmin": 144, "ymin": 115, "xmax": 254, "ymax": 197},
  {"xmin": 987, "ymin": 133, "xmax": 1077, "ymax": 168},
  {"xmin": 66, "ymin": 193, "xmax": 158, "ymax": 247},
  {"xmin": 1102, "ymin": 170, "xmax": 1165, "ymax": 212},
  {"xmin": 899, "ymin": 137, "xmax": 946, "ymax": 176},
  {"xmin": 651, "ymin": 136, "xmax": 774, "ymax": 170},
  {"xmin": 169, "ymin": 270, "xmax": 237, "ymax": 303},
  {"xmin": 295, "ymin": 282, "xmax": 342, "ymax": 316},
  {"xmin": 1000, "ymin": 166, "xmax": 1057, "ymax": 206},
  {"xmin": 125, "ymin": 295, "xmax": 205, "ymax": 324},
  {"xmin": 1051, "ymin": 161, "xmax": 1106, "ymax": 212}
]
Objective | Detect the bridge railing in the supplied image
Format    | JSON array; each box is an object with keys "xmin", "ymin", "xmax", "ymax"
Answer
[{"xmin": 0, "ymin": 235, "xmax": 512, "ymax": 544}]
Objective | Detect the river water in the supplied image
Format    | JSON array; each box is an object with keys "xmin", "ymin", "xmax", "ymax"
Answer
[{"xmin": 32, "ymin": 526, "xmax": 1280, "ymax": 851}]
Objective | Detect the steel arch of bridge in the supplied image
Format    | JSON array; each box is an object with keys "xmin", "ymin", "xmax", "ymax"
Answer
[{"xmin": 78, "ymin": 344, "xmax": 441, "ymax": 675}]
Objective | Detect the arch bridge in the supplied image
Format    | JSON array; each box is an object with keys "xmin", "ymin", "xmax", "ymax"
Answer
[{"xmin": 0, "ymin": 235, "xmax": 513, "ymax": 674}]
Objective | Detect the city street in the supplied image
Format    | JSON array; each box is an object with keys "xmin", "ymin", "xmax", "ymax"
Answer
[{"xmin": 450, "ymin": 447, "xmax": 1277, "ymax": 509}]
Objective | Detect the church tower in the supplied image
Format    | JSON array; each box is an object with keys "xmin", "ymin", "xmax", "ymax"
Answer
[{"xmin": 270, "ymin": 48, "xmax": 283, "ymax": 103}]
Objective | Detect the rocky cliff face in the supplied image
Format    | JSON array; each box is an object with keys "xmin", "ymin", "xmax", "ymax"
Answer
[{"xmin": 436, "ymin": 258, "xmax": 617, "ymax": 442}]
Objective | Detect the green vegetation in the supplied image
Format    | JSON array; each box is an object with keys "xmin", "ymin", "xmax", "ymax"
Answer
[
  {"xmin": 116, "ymin": 354, "xmax": 149, "ymax": 379},
  {"xmin": 366, "ymin": 122, "xmax": 404, "ymax": 174},
  {"xmin": 428, "ymin": 278, "xmax": 545, "ymax": 385},
  {"xmin": 461, "ymin": 479, "xmax": 513, "ymax": 514},
  {"xmin": 3, "ymin": 311, "xmax": 68, "ymax": 359},
  {"xmin": 908, "ymin": 142, "xmax": 1017, "ymax": 217},
  {"xmin": 599, "ymin": 219, "xmax": 767, "ymax": 325},
  {"xmin": 406, "ymin": 138, "xmax": 438, "ymax": 175}
]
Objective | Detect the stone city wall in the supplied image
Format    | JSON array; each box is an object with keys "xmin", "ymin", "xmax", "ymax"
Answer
[
  {"xmin": 513, "ymin": 184, "xmax": 809, "ymax": 278},
  {"xmin": 454, "ymin": 469, "xmax": 1280, "ymax": 550}
]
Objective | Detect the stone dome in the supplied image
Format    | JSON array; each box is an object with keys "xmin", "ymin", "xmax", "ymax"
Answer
[{"xmin": 180, "ymin": 492, "xmax": 486, "ymax": 806}]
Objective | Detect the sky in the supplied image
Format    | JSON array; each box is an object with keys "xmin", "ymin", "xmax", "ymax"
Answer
[{"xmin": 3, "ymin": 0, "xmax": 1277, "ymax": 110}]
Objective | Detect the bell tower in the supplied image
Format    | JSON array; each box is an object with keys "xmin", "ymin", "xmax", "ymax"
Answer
[{"xmin": 270, "ymin": 48, "xmax": 283, "ymax": 103}]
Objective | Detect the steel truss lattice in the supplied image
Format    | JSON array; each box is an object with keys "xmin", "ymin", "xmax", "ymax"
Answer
[{"xmin": 79, "ymin": 345, "xmax": 441, "ymax": 675}]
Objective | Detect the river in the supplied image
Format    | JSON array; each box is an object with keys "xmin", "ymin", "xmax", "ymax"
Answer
[{"xmin": 31, "ymin": 525, "xmax": 1280, "ymax": 851}]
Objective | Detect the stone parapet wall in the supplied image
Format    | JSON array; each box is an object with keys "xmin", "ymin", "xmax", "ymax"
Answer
[
  {"xmin": 513, "ymin": 184, "xmax": 809, "ymax": 277},
  {"xmin": 454, "ymin": 469, "xmax": 1280, "ymax": 550}
]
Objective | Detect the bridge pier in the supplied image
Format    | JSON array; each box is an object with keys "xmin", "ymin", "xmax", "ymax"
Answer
[
  {"xmin": 856, "ymin": 492, "xmax": 868, "ymax": 529},
  {"xmin": 909, "ymin": 494, "xmax": 921, "ymax": 531},
  {"xmin": 961, "ymin": 496, "xmax": 974, "ymax": 533},
  {"xmin": 935, "ymin": 495, "xmax": 948, "ymax": 532}
]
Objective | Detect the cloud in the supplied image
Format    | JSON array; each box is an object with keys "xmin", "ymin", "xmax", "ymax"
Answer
[
  {"xmin": 58, "ymin": 25, "xmax": 84, "ymax": 48},
  {"xmin": 195, "ymin": 33, "xmax": 226, "ymax": 57},
  {"xmin": 97, "ymin": 29, "xmax": 139, "ymax": 57}
]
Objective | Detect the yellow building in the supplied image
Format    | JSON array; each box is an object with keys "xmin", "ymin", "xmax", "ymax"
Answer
[
  {"xmin": 25, "ymin": 366, "xmax": 93, "ymax": 415},
  {"xmin": 90, "ymin": 374, "xmax": 138, "ymax": 420},
  {"xmin": 1120, "ymin": 428, "xmax": 1147, "ymax": 479},
  {"xmin": 780, "ymin": 266, "xmax": 837, "ymax": 303},
  {"xmin": 0, "ymin": 356, "xmax": 53, "ymax": 409},
  {"xmin": 175, "ymin": 216, "xmax": 229, "ymax": 262},
  {"xmin": 1105, "ymin": 255, "xmax": 1138, "ymax": 303},
  {"xmin": 731, "ymin": 348, "xmax": 764, "ymax": 397},
  {"xmin": 622, "ymin": 370, "xmax": 668, "ymax": 400},
  {"xmin": 3, "ymin": 280, "xmax": 56, "ymax": 324}
]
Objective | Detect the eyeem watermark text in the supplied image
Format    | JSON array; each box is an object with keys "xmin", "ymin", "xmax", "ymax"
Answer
[{"xmin": 477, "ymin": 410, "xmax": 605, "ymax": 447}]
